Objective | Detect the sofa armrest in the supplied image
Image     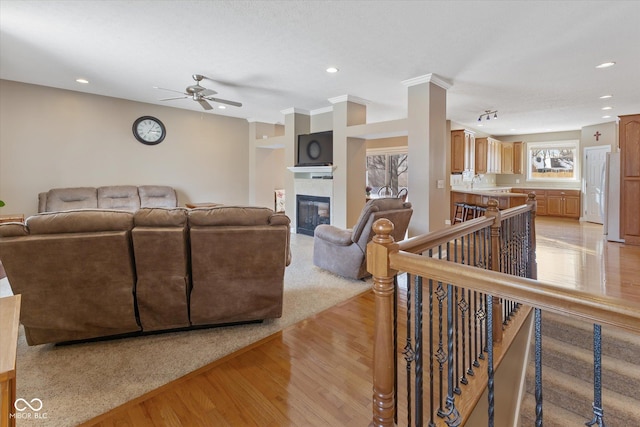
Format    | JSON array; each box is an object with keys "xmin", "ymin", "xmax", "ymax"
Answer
[{"xmin": 314, "ymin": 224, "xmax": 354, "ymax": 246}]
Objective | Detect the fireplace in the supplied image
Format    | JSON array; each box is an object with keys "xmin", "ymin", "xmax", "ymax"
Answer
[{"xmin": 296, "ymin": 195, "xmax": 330, "ymax": 236}]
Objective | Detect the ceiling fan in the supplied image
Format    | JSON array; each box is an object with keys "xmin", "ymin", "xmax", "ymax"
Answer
[{"xmin": 155, "ymin": 74, "xmax": 242, "ymax": 110}]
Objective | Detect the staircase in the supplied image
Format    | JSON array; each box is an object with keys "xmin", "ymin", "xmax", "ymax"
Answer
[{"xmin": 520, "ymin": 312, "xmax": 640, "ymax": 426}]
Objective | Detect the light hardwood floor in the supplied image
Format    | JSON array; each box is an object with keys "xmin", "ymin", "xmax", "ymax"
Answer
[{"xmin": 81, "ymin": 217, "xmax": 640, "ymax": 427}]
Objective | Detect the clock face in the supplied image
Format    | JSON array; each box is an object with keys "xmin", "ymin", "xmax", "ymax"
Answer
[
  {"xmin": 133, "ymin": 116, "xmax": 166, "ymax": 145},
  {"xmin": 307, "ymin": 140, "xmax": 321, "ymax": 160}
]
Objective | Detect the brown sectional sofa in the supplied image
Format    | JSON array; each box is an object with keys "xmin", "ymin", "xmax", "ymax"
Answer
[{"xmin": 0, "ymin": 206, "xmax": 291, "ymax": 345}]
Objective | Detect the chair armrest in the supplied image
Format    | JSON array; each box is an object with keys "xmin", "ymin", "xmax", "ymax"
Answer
[{"xmin": 314, "ymin": 224, "xmax": 354, "ymax": 246}]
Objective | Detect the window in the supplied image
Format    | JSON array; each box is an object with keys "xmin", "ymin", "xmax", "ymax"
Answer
[
  {"xmin": 526, "ymin": 140, "xmax": 579, "ymax": 182},
  {"xmin": 366, "ymin": 148, "xmax": 408, "ymax": 197}
]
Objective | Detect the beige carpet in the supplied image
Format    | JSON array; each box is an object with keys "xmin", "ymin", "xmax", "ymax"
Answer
[{"xmin": 0, "ymin": 233, "xmax": 370, "ymax": 427}]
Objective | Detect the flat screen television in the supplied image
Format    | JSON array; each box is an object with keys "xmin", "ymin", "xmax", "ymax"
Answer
[{"xmin": 296, "ymin": 131, "xmax": 333, "ymax": 166}]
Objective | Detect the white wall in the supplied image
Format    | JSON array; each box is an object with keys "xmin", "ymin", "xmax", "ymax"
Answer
[{"xmin": 0, "ymin": 80, "xmax": 250, "ymax": 216}]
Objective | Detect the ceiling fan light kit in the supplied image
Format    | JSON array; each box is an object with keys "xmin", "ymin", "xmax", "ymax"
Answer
[{"xmin": 156, "ymin": 74, "xmax": 242, "ymax": 111}]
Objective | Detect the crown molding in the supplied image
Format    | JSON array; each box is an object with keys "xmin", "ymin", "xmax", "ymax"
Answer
[
  {"xmin": 310, "ymin": 106, "xmax": 333, "ymax": 115},
  {"xmin": 280, "ymin": 107, "xmax": 310, "ymax": 116},
  {"xmin": 402, "ymin": 73, "xmax": 453, "ymax": 90},
  {"xmin": 328, "ymin": 95, "xmax": 371, "ymax": 105}
]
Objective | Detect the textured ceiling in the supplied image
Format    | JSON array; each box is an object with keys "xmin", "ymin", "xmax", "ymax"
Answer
[{"xmin": 1, "ymin": 1, "xmax": 639, "ymax": 136}]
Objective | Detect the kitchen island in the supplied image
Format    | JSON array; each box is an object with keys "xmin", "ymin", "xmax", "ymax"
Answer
[{"xmin": 450, "ymin": 188, "xmax": 529, "ymax": 222}]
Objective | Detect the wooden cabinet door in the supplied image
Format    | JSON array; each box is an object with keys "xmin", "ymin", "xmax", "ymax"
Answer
[
  {"xmin": 451, "ymin": 130, "xmax": 465, "ymax": 173},
  {"xmin": 564, "ymin": 195, "xmax": 580, "ymax": 218},
  {"xmin": 513, "ymin": 142, "xmax": 523, "ymax": 174},
  {"xmin": 620, "ymin": 114, "xmax": 640, "ymax": 245},
  {"xmin": 547, "ymin": 195, "xmax": 563, "ymax": 216},
  {"xmin": 475, "ymin": 138, "xmax": 488, "ymax": 174},
  {"xmin": 501, "ymin": 142, "xmax": 514, "ymax": 174}
]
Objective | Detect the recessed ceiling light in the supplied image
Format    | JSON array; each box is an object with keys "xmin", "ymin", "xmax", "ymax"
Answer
[
  {"xmin": 477, "ymin": 124, "xmax": 484, "ymax": 127},
  {"xmin": 75, "ymin": 78, "xmax": 89, "ymax": 84},
  {"xmin": 218, "ymin": 105, "xmax": 226, "ymax": 109},
  {"xmin": 599, "ymin": 95, "xmax": 613, "ymax": 99},
  {"xmin": 602, "ymin": 106, "xmax": 612, "ymax": 110},
  {"xmin": 602, "ymin": 115, "xmax": 611, "ymax": 119},
  {"xmin": 326, "ymin": 67, "xmax": 339, "ymax": 73},
  {"xmin": 595, "ymin": 62, "xmax": 616, "ymax": 69}
]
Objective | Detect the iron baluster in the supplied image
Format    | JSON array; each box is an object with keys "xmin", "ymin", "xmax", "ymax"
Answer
[
  {"xmin": 428, "ymin": 277, "xmax": 436, "ymax": 427},
  {"xmin": 487, "ymin": 294, "xmax": 495, "ymax": 427},
  {"xmin": 414, "ymin": 275, "xmax": 424, "ymax": 426},
  {"xmin": 535, "ymin": 308, "xmax": 543, "ymax": 427},
  {"xmin": 440, "ymin": 283, "xmax": 461, "ymax": 426},
  {"xmin": 402, "ymin": 274, "xmax": 413, "ymax": 426},
  {"xmin": 459, "ymin": 288, "xmax": 468, "ymax": 386},
  {"xmin": 436, "ymin": 280, "xmax": 447, "ymax": 416},
  {"xmin": 586, "ymin": 323, "xmax": 606, "ymax": 427}
]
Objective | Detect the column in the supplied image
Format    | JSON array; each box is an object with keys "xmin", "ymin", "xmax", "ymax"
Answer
[{"xmin": 403, "ymin": 74, "xmax": 452, "ymax": 235}]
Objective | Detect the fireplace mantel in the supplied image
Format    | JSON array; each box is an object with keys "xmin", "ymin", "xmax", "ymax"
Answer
[{"xmin": 287, "ymin": 165, "xmax": 336, "ymax": 174}]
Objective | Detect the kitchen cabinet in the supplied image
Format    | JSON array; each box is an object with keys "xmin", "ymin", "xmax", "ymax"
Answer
[
  {"xmin": 501, "ymin": 142, "xmax": 514, "ymax": 174},
  {"xmin": 476, "ymin": 137, "xmax": 501, "ymax": 174},
  {"xmin": 451, "ymin": 129, "xmax": 475, "ymax": 173},
  {"xmin": 620, "ymin": 114, "xmax": 640, "ymax": 245},
  {"xmin": 512, "ymin": 188, "xmax": 579, "ymax": 218},
  {"xmin": 513, "ymin": 142, "xmax": 523, "ymax": 174}
]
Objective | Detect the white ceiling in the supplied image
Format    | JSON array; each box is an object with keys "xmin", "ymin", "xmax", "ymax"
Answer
[{"xmin": 1, "ymin": 1, "xmax": 639, "ymax": 136}]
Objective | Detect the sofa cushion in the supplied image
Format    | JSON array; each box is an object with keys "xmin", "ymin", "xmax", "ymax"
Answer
[
  {"xmin": 138, "ymin": 185, "xmax": 177, "ymax": 208},
  {"xmin": 98, "ymin": 186, "xmax": 141, "ymax": 210},
  {"xmin": 188, "ymin": 206, "xmax": 274, "ymax": 226},
  {"xmin": 45, "ymin": 187, "xmax": 97, "ymax": 212},
  {"xmin": 26, "ymin": 210, "xmax": 134, "ymax": 235},
  {"xmin": 134, "ymin": 207, "xmax": 188, "ymax": 227}
]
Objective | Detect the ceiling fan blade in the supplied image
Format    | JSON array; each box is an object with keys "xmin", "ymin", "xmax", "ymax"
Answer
[
  {"xmin": 154, "ymin": 86, "xmax": 186, "ymax": 95},
  {"xmin": 199, "ymin": 88, "xmax": 217, "ymax": 97},
  {"xmin": 197, "ymin": 99, "xmax": 213, "ymax": 110},
  {"xmin": 159, "ymin": 96, "xmax": 188, "ymax": 101},
  {"xmin": 207, "ymin": 97, "xmax": 242, "ymax": 107}
]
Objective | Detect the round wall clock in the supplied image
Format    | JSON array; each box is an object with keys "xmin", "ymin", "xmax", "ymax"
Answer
[
  {"xmin": 307, "ymin": 140, "xmax": 321, "ymax": 160},
  {"xmin": 132, "ymin": 116, "xmax": 166, "ymax": 145}
]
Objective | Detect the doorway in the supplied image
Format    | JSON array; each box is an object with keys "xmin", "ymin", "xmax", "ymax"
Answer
[{"xmin": 583, "ymin": 145, "xmax": 611, "ymax": 224}]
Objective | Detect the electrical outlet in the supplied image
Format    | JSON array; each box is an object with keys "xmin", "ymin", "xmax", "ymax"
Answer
[
  {"xmin": 437, "ymin": 180, "xmax": 445, "ymax": 189},
  {"xmin": 516, "ymin": 179, "xmax": 520, "ymax": 184}
]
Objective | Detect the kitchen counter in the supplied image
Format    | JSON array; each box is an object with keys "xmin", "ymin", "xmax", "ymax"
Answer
[{"xmin": 451, "ymin": 188, "xmax": 527, "ymax": 198}]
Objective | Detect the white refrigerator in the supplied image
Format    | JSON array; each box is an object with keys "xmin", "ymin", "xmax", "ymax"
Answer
[{"xmin": 603, "ymin": 151, "xmax": 624, "ymax": 242}]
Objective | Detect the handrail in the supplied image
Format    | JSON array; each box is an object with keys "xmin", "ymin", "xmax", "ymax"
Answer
[
  {"xmin": 397, "ymin": 195, "xmax": 536, "ymax": 254},
  {"xmin": 391, "ymin": 253, "xmax": 640, "ymax": 335}
]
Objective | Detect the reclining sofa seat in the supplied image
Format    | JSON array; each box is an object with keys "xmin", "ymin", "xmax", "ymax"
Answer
[
  {"xmin": 188, "ymin": 206, "xmax": 291, "ymax": 326},
  {"xmin": 132, "ymin": 207, "xmax": 190, "ymax": 331},
  {"xmin": 313, "ymin": 198, "xmax": 413, "ymax": 280},
  {"xmin": 0, "ymin": 210, "xmax": 140, "ymax": 345}
]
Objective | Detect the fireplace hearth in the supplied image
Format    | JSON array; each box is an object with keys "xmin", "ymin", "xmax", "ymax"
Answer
[{"xmin": 296, "ymin": 195, "xmax": 330, "ymax": 236}]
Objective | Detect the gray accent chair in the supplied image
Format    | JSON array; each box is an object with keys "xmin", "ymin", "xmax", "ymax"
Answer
[{"xmin": 313, "ymin": 198, "xmax": 413, "ymax": 280}]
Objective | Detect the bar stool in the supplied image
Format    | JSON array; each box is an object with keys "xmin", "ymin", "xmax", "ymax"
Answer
[
  {"xmin": 453, "ymin": 202, "xmax": 466, "ymax": 224},
  {"xmin": 474, "ymin": 205, "xmax": 487, "ymax": 218},
  {"xmin": 464, "ymin": 204, "xmax": 477, "ymax": 221}
]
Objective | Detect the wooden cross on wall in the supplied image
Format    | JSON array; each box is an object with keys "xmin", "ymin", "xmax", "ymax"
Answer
[{"xmin": 594, "ymin": 131, "xmax": 601, "ymax": 141}]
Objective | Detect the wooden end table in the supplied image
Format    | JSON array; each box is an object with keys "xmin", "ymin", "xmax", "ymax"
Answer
[
  {"xmin": 0, "ymin": 214, "xmax": 24, "ymax": 224},
  {"xmin": 1, "ymin": 294, "xmax": 21, "ymax": 427}
]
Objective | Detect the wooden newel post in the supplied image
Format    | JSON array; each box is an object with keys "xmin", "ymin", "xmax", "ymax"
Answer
[
  {"xmin": 526, "ymin": 192, "xmax": 538, "ymax": 280},
  {"xmin": 484, "ymin": 199, "xmax": 503, "ymax": 344},
  {"xmin": 367, "ymin": 218, "xmax": 399, "ymax": 427}
]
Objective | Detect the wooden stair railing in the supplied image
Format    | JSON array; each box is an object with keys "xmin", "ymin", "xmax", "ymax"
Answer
[{"xmin": 367, "ymin": 195, "xmax": 640, "ymax": 426}]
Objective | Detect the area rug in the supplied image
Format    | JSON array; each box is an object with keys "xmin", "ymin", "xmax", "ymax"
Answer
[{"xmin": 0, "ymin": 234, "xmax": 370, "ymax": 427}]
